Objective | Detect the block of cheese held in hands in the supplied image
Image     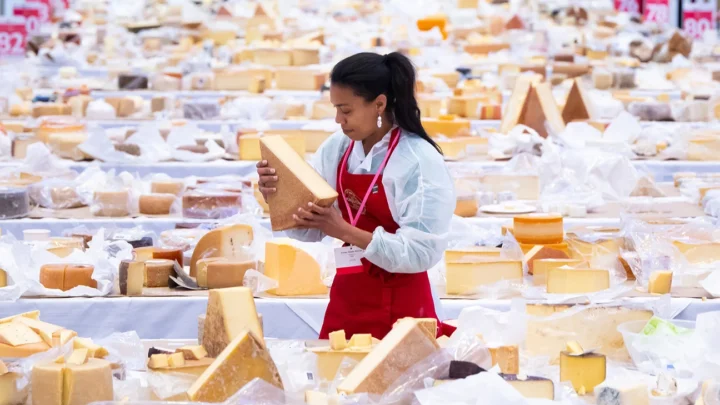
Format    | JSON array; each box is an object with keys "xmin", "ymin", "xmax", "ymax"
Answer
[
  {"xmin": 260, "ymin": 136, "xmax": 338, "ymax": 231},
  {"xmin": 203, "ymin": 287, "xmax": 264, "ymax": 358},
  {"xmin": 513, "ymin": 214, "xmax": 564, "ymax": 244},
  {"xmin": 189, "ymin": 224, "xmax": 253, "ymax": 277},
  {"xmin": 186, "ymin": 329, "xmax": 283, "ymax": 402},
  {"xmin": 337, "ymin": 318, "xmax": 440, "ymax": 395},
  {"xmin": 264, "ymin": 238, "xmax": 328, "ymax": 296}
]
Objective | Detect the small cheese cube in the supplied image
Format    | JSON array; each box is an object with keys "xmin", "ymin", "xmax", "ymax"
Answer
[
  {"xmin": 177, "ymin": 345, "xmax": 208, "ymax": 360},
  {"xmin": 167, "ymin": 352, "xmax": 185, "ymax": 367},
  {"xmin": 66, "ymin": 349, "xmax": 89, "ymax": 365},
  {"xmin": 348, "ymin": 334, "xmax": 372, "ymax": 349},
  {"xmin": 648, "ymin": 271, "xmax": 673, "ymax": 294},
  {"xmin": 148, "ymin": 354, "xmax": 169, "ymax": 369},
  {"xmin": 329, "ymin": 330, "xmax": 347, "ymax": 350}
]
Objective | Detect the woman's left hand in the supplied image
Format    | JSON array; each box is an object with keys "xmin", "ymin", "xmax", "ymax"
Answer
[{"xmin": 294, "ymin": 203, "xmax": 350, "ymax": 240}]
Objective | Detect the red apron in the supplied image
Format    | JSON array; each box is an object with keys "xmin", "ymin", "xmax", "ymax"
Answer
[{"xmin": 318, "ymin": 128, "xmax": 455, "ymax": 340}]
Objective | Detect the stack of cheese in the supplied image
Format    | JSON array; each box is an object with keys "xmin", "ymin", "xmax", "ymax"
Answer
[
  {"xmin": 187, "ymin": 224, "xmax": 255, "ymax": 289},
  {"xmin": 0, "ymin": 311, "xmax": 77, "ymax": 358},
  {"xmin": 159, "ymin": 287, "xmax": 284, "ymax": 402},
  {"xmin": 119, "ymin": 245, "xmax": 186, "ymax": 292},
  {"xmin": 515, "ymin": 214, "xmax": 611, "ymax": 293}
]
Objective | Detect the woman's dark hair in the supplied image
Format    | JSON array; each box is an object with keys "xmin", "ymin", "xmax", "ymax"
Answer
[{"xmin": 330, "ymin": 52, "xmax": 443, "ymax": 155}]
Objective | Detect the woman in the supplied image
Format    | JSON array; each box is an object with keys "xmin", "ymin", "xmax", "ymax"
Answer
[{"xmin": 257, "ymin": 52, "xmax": 455, "ymax": 339}]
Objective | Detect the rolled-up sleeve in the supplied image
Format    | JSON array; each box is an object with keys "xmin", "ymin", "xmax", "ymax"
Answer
[{"xmin": 364, "ymin": 147, "xmax": 455, "ymax": 273}]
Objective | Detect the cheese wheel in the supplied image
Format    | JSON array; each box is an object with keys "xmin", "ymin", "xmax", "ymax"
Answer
[
  {"xmin": 151, "ymin": 180, "xmax": 185, "ymax": 196},
  {"xmin": 92, "ymin": 190, "xmax": 130, "ymax": 217},
  {"xmin": 145, "ymin": 259, "xmax": 174, "ymax": 287},
  {"xmin": 196, "ymin": 258, "xmax": 228, "ymax": 288},
  {"xmin": 139, "ymin": 194, "xmax": 176, "ymax": 215},
  {"xmin": 206, "ymin": 260, "xmax": 256, "ymax": 289},
  {"xmin": 39, "ymin": 264, "xmax": 66, "ymax": 290},
  {"xmin": 454, "ymin": 196, "xmax": 478, "ymax": 217},
  {"xmin": 64, "ymin": 265, "xmax": 97, "ymax": 291},
  {"xmin": 152, "ymin": 248, "xmax": 183, "ymax": 267},
  {"xmin": 182, "ymin": 191, "xmax": 243, "ymax": 219},
  {"xmin": 513, "ymin": 214, "xmax": 564, "ymax": 244},
  {"xmin": 0, "ymin": 187, "xmax": 30, "ymax": 219},
  {"xmin": 32, "ymin": 103, "xmax": 72, "ymax": 118}
]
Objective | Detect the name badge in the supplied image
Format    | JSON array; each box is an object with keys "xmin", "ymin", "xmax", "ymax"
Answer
[{"xmin": 334, "ymin": 246, "xmax": 364, "ymax": 275}]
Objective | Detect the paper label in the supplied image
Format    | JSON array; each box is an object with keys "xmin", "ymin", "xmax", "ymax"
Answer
[
  {"xmin": 682, "ymin": 0, "xmax": 717, "ymax": 39},
  {"xmin": 334, "ymin": 246, "xmax": 364, "ymax": 275},
  {"xmin": 644, "ymin": 0, "xmax": 671, "ymax": 24},
  {"xmin": 614, "ymin": 0, "xmax": 642, "ymax": 15},
  {"xmin": 0, "ymin": 17, "xmax": 27, "ymax": 57}
]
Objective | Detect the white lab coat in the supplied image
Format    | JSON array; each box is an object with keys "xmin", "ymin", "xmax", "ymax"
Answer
[{"xmin": 286, "ymin": 127, "xmax": 456, "ymax": 275}]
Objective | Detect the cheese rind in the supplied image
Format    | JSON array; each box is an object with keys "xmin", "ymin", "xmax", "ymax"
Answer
[
  {"xmin": 62, "ymin": 358, "xmax": 114, "ymax": 405},
  {"xmin": 40, "ymin": 264, "xmax": 66, "ymax": 291},
  {"xmin": 489, "ymin": 345, "xmax": 519, "ymax": 374},
  {"xmin": 177, "ymin": 345, "xmax": 208, "ymax": 360},
  {"xmin": 139, "ymin": 194, "xmax": 176, "ymax": 215},
  {"xmin": 546, "ymin": 268, "xmax": 610, "ymax": 294},
  {"xmin": 595, "ymin": 382, "xmax": 649, "ymax": 405},
  {"xmin": 119, "ymin": 260, "xmax": 144, "ymax": 296},
  {"xmin": 264, "ymin": 239, "xmax": 328, "ymax": 296},
  {"xmin": 186, "ymin": 331, "xmax": 283, "ymax": 402},
  {"xmin": 203, "ymin": 287, "xmax": 264, "ymax": 358},
  {"xmin": 206, "ymin": 260, "xmax": 256, "ymax": 289},
  {"xmin": 514, "ymin": 214, "xmax": 564, "ymax": 244},
  {"xmin": 31, "ymin": 362, "xmax": 64, "ymax": 405},
  {"xmin": 501, "ymin": 374, "xmax": 555, "ymax": 399},
  {"xmin": 337, "ymin": 319, "xmax": 439, "ymax": 395},
  {"xmin": 259, "ymin": 136, "xmax": 338, "ymax": 231},
  {"xmin": 144, "ymin": 259, "xmax": 174, "ymax": 288}
]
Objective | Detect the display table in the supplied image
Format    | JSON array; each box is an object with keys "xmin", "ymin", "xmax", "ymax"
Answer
[{"xmin": 0, "ymin": 296, "xmax": 711, "ymax": 340}]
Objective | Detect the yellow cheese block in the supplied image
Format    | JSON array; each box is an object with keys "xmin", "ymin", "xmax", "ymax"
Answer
[
  {"xmin": 253, "ymin": 49, "xmax": 293, "ymax": 66},
  {"xmin": 532, "ymin": 259, "xmax": 584, "ymax": 286},
  {"xmin": 32, "ymin": 358, "xmax": 113, "ymax": 405},
  {"xmin": 189, "ymin": 224, "xmax": 253, "ymax": 277},
  {"xmin": 0, "ymin": 322, "xmax": 44, "ymax": 346},
  {"xmin": 672, "ymin": 240, "xmax": 720, "ymax": 263},
  {"xmin": 274, "ymin": 68, "xmax": 326, "ymax": 91},
  {"xmin": 448, "ymin": 96, "xmax": 485, "ymax": 118},
  {"xmin": 418, "ymin": 97, "xmax": 444, "ymax": 118},
  {"xmin": 489, "ymin": 345, "xmax": 519, "ymax": 374},
  {"xmin": 238, "ymin": 133, "xmax": 305, "ymax": 161},
  {"xmin": 648, "ymin": 271, "xmax": 673, "ymax": 294},
  {"xmin": 526, "ymin": 304, "xmax": 652, "ymax": 363},
  {"xmin": 445, "ymin": 247, "xmax": 502, "ymax": 263},
  {"xmin": 260, "ymin": 136, "xmax": 338, "ymax": 231},
  {"xmin": 435, "ymin": 136, "xmax": 488, "ymax": 160},
  {"xmin": 291, "ymin": 48, "xmax": 320, "ymax": 66},
  {"xmin": 186, "ymin": 330, "xmax": 283, "ymax": 402},
  {"xmin": 310, "ymin": 346, "xmax": 370, "ymax": 381},
  {"xmin": 205, "ymin": 260, "xmax": 256, "ymax": 289},
  {"xmin": 446, "ymin": 259, "xmax": 522, "ymax": 295},
  {"xmin": 329, "ymin": 330, "xmax": 347, "ymax": 350},
  {"xmin": 514, "ymin": 214, "xmax": 564, "ymax": 245},
  {"xmin": 264, "ymin": 238, "xmax": 328, "ymax": 296},
  {"xmin": 12, "ymin": 317, "xmax": 63, "ymax": 346},
  {"xmin": 73, "ymin": 337, "xmax": 108, "ymax": 358},
  {"xmin": 177, "ymin": 345, "xmax": 208, "ymax": 361},
  {"xmin": 546, "ymin": 268, "xmax": 609, "ymax": 294},
  {"xmin": 0, "ymin": 372, "xmax": 27, "ymax": 405},
  {"xmin": 524, "ymin": 245, "xmax": 570, "ymax": 275},
  {"xmin": 0, "ymin": 269, "xmax": 6, "ymax": 288},
  {"xmin": 559, "ymin": 351, "xmax": 606, "ymax": 394},
  {"xmin": 92, "ymin": 190, "xmax": 130, "ymax": 217},
  {"xmin": 150, "ymin": 180, "xmax": 184, "ymax": 196},
  {"xmin": 47, "ymin": 132, "xmax": 88, "ymax": 161},
  {"xmin": 203, "ymin": 287, "xmax": 264, "ymax": 358},
  {"xmin": 202, "ymin": 29, "xmax": 236, "ymax": 45},
  {"xmin": 421, "ymin": 115, "xmax": 471, "ymax": 137},
  {"xmin": 213, "ymin": 68, "xmax": 274, "ymax": 91},
  {"xmin": 337, "ymin": 319, "xmax": 439, "ymax": 395}
]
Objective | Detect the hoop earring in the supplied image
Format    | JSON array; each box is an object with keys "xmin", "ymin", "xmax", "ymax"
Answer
[{"xmin": 377, "ymin": 115, "xmax": 382, "ymax": 128}]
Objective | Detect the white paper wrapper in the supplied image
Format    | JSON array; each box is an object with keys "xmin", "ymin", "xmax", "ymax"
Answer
[
  {"xmin": 166, "ymin": 125, "xmax": 225, "ymax": 162},
  {"xmin": 0, "ymin": 239, "xmax": 30, "ymax": 301}
]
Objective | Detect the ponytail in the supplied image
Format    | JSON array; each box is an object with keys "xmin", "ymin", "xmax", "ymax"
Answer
[{"xmin": 330, "ymin": 52, "xmax": 443, "ymax": 155}]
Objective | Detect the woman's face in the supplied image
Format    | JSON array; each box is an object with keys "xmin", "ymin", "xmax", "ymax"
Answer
[{"xmin": 330, "ymin": 84, "xmax": 386, "ymax": 142}]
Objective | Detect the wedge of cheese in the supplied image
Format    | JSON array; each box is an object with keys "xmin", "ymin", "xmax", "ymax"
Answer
[
  {"xmin": 203, "ymin": 287, "xmax": 264, "ymax": 357},
  {"xmin": 189, "ymin": 224, "xmax": 253, "ymax": 277},
  {"xmin": 337, "ymin": 319, "xmax": 439, "ymax": 395},
  {"xmin": 186, "ymin": 330, "xmax": 283, "ymax": 402},
  {"xmin": 264, "ymin": 239, "xmax": 328, "ymax": 296},
  {"xmin": 446, "ymin": 259, "xmax": 522, "ymax": 295},
  {"xmin": 260, "ymin": 136, "xmax": 338, "ymax": 231}
]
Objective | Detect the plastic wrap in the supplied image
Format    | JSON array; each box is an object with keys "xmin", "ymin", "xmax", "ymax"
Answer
[
  {"xmin": 97, "ymin": 331, "xmax": 146, "ymax": 373},
  {"xmin": 0, "ymin": 239, "xmax": 30, "ymax": 301},
  {"xmin": 166, "ymin": 125, "xmax": 225, "ymax": 162},
  {"xmin": 0, "ymin": 186, "xmax": 30, "ymax": 219},
  {"xmin": 224, "ymin": 378, "xmax": 301, "ymax": 405},
  {"xmin": 452, "ymin": 300, "xmax": 527, "ymax": 349},
  {"xmin": 266, "ymin": 340, "xmax": 318, "ymax": 402},
  {"xmin": 619, "ymin": 318, "xmax": 697, "ymax": 376},
  {"xmin": 489, "ymin": 125, "xmax": 543, "ymax": 158},
  {"xmin": 183, "ymin": 99, "xmax": 221, "ymax": 120},
  {"xmin": 28, "ymin": 178, "xmax": 85, "ymax": 209}
]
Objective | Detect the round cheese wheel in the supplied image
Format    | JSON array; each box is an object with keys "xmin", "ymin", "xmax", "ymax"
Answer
[
  {"xmin": 139, "ymin": 194, "xmax": 176, "ymax": 215},
  {"xmin": 513, "ymin": 214, "xmax": 564, "ymax": 245}
]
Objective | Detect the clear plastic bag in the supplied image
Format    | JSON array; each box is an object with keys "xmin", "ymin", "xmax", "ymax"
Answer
[
  {"xmin": 0, "ymin": 238, "xmax": 30, "ymax": 301},
  {"xmin": 28, "ymin": 178, "xmax": 85, "ymax": 209}
]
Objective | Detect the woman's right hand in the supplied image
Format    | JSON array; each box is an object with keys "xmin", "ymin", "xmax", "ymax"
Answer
[{"xmin": 256, "ymin": 160, "xmax": 278, "ymax": 202}]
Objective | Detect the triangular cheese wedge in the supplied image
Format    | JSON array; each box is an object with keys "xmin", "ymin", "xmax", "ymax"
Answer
[
  {"xmin": 500, "ymin": 75, "xmax": 536, "ymax": 134},
  {"xmin": 12, "ymin": 317, "xmax": 64, "ymax": 346},
  {"xmin": 520, "ymin": 82, "xmax": 566, "ymax": 138},
  {"xmin": 203, "ymin": 287, "xmax": 264, "ymax": 357},
  {"xmin": 0, "ymin": 311, "xmax": 40, "ymax": 324},
  {"xmin": 187, "ymin": 330, "xmax": 283, "ymax": 402},
  {"xmin": 561, "ymin": 79, "xmax": 595, "ymax": 124},
  {"xmin": 260, "ymin": 135, "xmax": 338, "ymax": 231}
]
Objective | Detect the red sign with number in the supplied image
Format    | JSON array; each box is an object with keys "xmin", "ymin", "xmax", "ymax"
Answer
[
  {"xmin": 24, "ymin": 0, "xmax": 52, "ymax": 24},
  {"xmin": 644, "ymin": 0, "xmax": 671, "ymax": 24},
  {"xmin": 14, "ymin": 4, "xmax": 44, "ymax": 34},
  {"xmin": 0, "ymin": 18, "xmax": 28, "ymax": 57},
  {"xmin": 682, "ymin": 0, "xmax": 716, "ymax": 39},
  {"xmin": 615, "ymin": 0, "xmax": 643, "ymax": 15}
]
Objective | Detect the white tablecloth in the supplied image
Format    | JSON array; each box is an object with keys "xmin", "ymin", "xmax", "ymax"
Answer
[
  {"xmin": 0, "ymin": 216, "xmax": 637, "ymax": 239},
  {"xmin": 0, "ymin": 296, "xmax": 710, "ymax": 340}
]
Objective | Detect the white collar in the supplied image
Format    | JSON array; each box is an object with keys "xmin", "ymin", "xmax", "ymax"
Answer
[{"xmin": 350, "ymin": 127, "xmax": 396, "ymax": 172}]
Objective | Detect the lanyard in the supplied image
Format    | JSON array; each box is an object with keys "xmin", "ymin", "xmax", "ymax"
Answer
[{"xmin": 338, "ymin": 127, "xmax": 401, "ymax": 227}]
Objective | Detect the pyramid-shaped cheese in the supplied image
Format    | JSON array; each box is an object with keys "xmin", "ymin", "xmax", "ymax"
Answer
[
  {"xmin": 260, "ymin": 136, "xmax": 338, "ymax": 231},
  {"xmin": 561, "ymin": 79, "xmax": 595, "ymax": 124},
  {"xmin": 502, "ymin": 78, "xmax": 566, "ymax": 138},
  {"xmin": 203, "ymin": 287, "xmax": 264, "ymax": 358},
  {"xmin": 337, "ymin": 319, "xmax": 439, "ymax": 395},
  {"xmin": 187, "ymin": 330, "xmax": 283, "ymax": 402}
]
